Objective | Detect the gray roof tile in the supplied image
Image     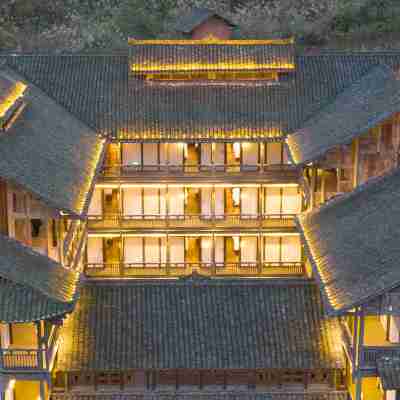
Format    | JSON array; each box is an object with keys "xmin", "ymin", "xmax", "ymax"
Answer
[
  {"xmin": 377, "ymin": 357, "xmax": 400, "ymax": 390},
  {"xmin": 0, "ymin": 68, "xmax": 106, "ymax": 216},
  {"xmin": 0, "ymin": 233, "xmax": 79, "ymax": 322},
  {"xmin": 5, "ymin": 53, "xmax": 400, "ymax": 140},
  {"xmin": 297, "ymin": 167, "xmax": 400, "ymax": 315},
  {"xmin": 57, "ymin": 279, "xmax": 343, "ymax": 371}
]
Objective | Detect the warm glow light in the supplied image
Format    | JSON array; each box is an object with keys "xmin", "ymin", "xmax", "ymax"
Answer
[
  {"xmin": 0, "ymin": 81, "xmax": 27, "ymax": 118},
  {"xmin": 233, "ymin": 142, "xmax": 241, "ymax": 159},
  {"xmin": 233, "ymin": 236, "xmax": 240, "ymax": 251},
  {"xmin": 262, "ymin": 232, "xmax": 300, "ymax": 237},
  {"xmin": 117, "ymin": 127, "xmax": 284, "ymax": 141},
  {"xmin": 128, "ymin": 38, "xmax": 295, "ymax": 46},
  {"xmin": 263, "ymin": 183, "xmax": 299, "ymax": 188},
  {"xmin": 232, "ymin": 187, "xmax": 241, "ymax": 206},
  {"xmin": 8, "ymin": 379, "xmax": 16, "ymax": 390}
]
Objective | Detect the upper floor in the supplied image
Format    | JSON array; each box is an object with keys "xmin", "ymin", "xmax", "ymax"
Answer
[
  {"xmin": 88, "ymin": 182, "xmax": 302, "ymax": 231},
  {"xmin": 301, "ymin": 115, "xmax": 400, "ymax": 210},
  {"xmin": 101, "ymin": 141, "xmax": 295, "ymax": 182}
]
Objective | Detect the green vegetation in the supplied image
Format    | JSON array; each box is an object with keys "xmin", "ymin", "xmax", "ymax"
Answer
[{"xmin": 0, "ymin": 0, "xmax": 400, "ymax": 51}]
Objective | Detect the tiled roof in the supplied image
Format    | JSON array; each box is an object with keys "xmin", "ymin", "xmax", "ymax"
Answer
[
  {"xmin": 377, "ymin": 357, "xmax": 400, "ymax": 390},
  {"xmin": 5, "ymin": 53, "xmax": 400, "ymax": 140},
  {"xmin": 0, "ymin": 233, "xmax": 79, "ymax": 322},
  {"xmin": 0, "ymin": 68, "xmax": 106, "ymax": 216},
  {"xmin": 57, "ymin": 278, "xmax": 343, "ymax": 371},
  {"xmin": 175, "ymin": 7, "xmax": 235, "ymax": 33},
  {"xmin": 297, "ymin": 167, "xmax": 400, "ymax": 315},
  {"xmin": 128, "ymin": 40, "xmax": 295, "ymax": 74},
  {"xmin": 51, "ymin": 392, "xmax": 349, "ymax": 400},
  {"xmin": 0, "ymin": 73, "xmax": 16, "ymax": 105},
  {"xmin": 286, "ymin": 64, "xmax": 400, "ymax": 164}
]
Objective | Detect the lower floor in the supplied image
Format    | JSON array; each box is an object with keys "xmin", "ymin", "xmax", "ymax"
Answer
[{"xmin": 1, "ymin": 377, "xmax": 48, "ymax": 400}]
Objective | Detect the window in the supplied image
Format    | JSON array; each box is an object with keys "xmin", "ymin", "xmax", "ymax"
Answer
[{"xmin": 264, "ymin": 235, "xmax": 301, "ymax": 264}]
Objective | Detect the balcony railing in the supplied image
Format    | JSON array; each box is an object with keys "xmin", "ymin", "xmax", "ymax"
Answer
[
  {"xmin": 0, "ymin": 348, "xmax": 44, "ymax": 370},
  {"xmin": 88, "ymin": 213, "xmax": 296, "ymax": 230},
  {"xmin": 0, "ymin": 326, "xmax": 61, "ymax": 371},
  {"xmin": 360, "ymin": 345, "xmax": 400, "ymax": 371},
  {"xmin": 101, "ymin": 163, "xmax": 298, "ymax": 178},
  {"xmin": 85, "ymin": 262, "xmax": 304, "ymax": 278}
]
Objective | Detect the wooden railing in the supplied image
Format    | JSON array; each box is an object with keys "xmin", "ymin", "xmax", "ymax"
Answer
[
  {"xmin": 0, "ymin": 326, "xmax": 60, "ymax": 371},
  {"xmin": 0, "ymin": 348, "xmax": 43, "ymax": 370},
  {"xmin": 88, "ymin": 213, "xmax": 296, "ymax": 230},
  {"xmin": 101, "ymin": 163, "xmax": 298, "ymax": 177},
  {"xmin": 360, "ymin": 345, "xmax": 400, "ymax": 371},
  {"xmin": 51, "ymin": 392, "xmax": 349, "ymax": 400},
  {"xmin": 84, "ymin": 262, "xmax": 304, "ymax": 278}
]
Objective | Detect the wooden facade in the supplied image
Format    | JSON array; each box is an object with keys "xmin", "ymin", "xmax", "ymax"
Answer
[{"xmin": 54, "ymin": 368, "xmax": 344, "ymax": 392}]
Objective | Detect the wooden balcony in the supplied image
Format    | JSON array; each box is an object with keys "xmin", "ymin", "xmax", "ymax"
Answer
[
  {"xmin": 84, "ymin": 262, "xmax": 305, "ymax": 278},
  {"xmin": 100, "ymin": 163, "xmax": 300, "ymax": 183},
  {"xmin": 88, "ymin": 214, "xmax": 296, "ymax": 231},
  {"xmin": 0, "ymin": 326, "xmax": 60, "ymax": 372},
  {"xmin": 0, "ymin": 348, "xmax": 43, "ymax": 370}
]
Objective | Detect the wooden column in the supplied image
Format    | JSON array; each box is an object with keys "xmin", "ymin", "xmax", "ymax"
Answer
[
  {"xmin": 352, "ymin": 313, "xmax": 358, "ymax": 374},
  {"xmin": 310, "ymin": 167, "xmax": 317, "ymax": 210},
  {"xmin": 257, "ymin": 233, "xmax": 262, "ymax": 274},
  {"xmin": 119, "ymin": 233, "xmax": 124, "ymax": 276},
  {"xmin": 166, "ymin": 233, "xmax": 170, "ymax": 275},
  {"xmin": 258, "ymin": 186, "xmax": 263, "ymax": 227},
  {"xmin": 352, "ymin": 138, "xmax": 360, "ymax": 188},
  {"xmin": 166, "ymin": 185, "xmax": 170, "ymax": 226},
  {"xmin": 320, "ymin": 171, "xmax": 326, "ymax": 204},
  {"xmin": 212, "ymin": 233, "xmax": 216, "ymax": 275},
  {"xmin": 211, "ymin": 185, "xmax": 216, "ymax": 219}
]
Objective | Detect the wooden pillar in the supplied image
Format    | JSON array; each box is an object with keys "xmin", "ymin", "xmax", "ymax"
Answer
[
  {"xmin": 320, "ymin": 171, "xmax": 326, "ymax": 204},
  {"xmin": 258, "ymin": 186, "xmax": 263, "ymax": 226},
  {"xmin": 166, "ymin": 185, "xmax": 170, "ymax": 225},
  {"xmin": 36, "ymin": 321, "xmax": 44, "ymax": 369},
  {"xmin": 310, "ymin": 167, "xmax": 317, "ymax": 210},
  {"xmin": 119, "ymin": 233, "xmax": 124, "ymax": 276},
  {"xmin": 260, "ymin": 142, "xmax": 265, "ymax": 171},
  {"xmin": 257, "ymin": 233, "xmax": 262, "ymax": 274},
  {"xmin": 211, "ymin": 185, "xmax": 215, "ymax": 220},
  {"xmin": 39, "ymin": 380, "xmax": 47, "ymax": 400},
  {"xmin": 166, "ymin": 233, "xmax": 170, "ymax": 275},
  {"xmin": 352, "ymin": 138, "xmax": 360, "ymax": 188},
  {"xmin": 355, "ymin": 376, "xmax": 362, "ymax": 400},
  {"xmin": 352, "ymin": 313, "xmax": 358, "ymax": 373},
  {"xmin": 356, "ymin": 308, "xmax": 365, "ymax": 371},
  {"xmin": 212, "ymin": 233, "xmax": 216, "ymax": 275}
]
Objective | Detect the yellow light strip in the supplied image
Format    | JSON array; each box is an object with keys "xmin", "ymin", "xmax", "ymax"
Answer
[
  {"xmin": 132, "ymin": 62, "xmax": 294, "ymax": 73},
  {"xmin": 117, "ymin": 127, "xmax": 284, "ymax": 140},
  {"xmin": 128, "ymin": 38, "xmax": 295, "ymax": 45},
  {"xmin": 0, "ymin": 81, "xmax": 27, "ymax": 118},
  {"xmin": 76, "ymin": 138, "xmax": 107, "ymax": 214},
  {"xmin": 89, "ymin": 233, "xmax": 296, "ymax": 238},
  {"xmin": 262, "ymin": 232, "xmax": 300, "ymax": 237},
  {"xmin": 96, "ymin": 183, "xmax": 298, "ymax": 189}
]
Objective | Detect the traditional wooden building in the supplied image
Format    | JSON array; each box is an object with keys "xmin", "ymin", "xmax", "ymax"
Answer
[
  {"xmin": 2, "ymin": 10, "xmax": 400, "ymax": 400},
  {"xmin": 0, "ymin": 66, "xmax": 106, "ymax": 399}
]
